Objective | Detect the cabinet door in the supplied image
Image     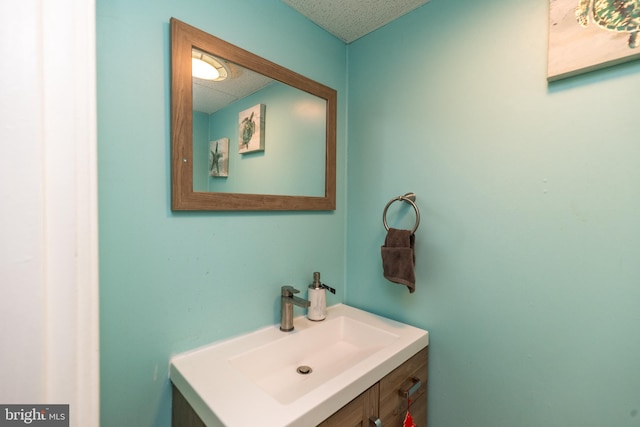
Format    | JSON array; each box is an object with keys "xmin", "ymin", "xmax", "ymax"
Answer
[
  {"xmin": 318, "ymin": 383, "xmax": 379, "ymax": 427},
  {"xmin": 172, "ymin": 386, "xmax": 206, "ymax": 427},
  {"xmin": 379, "ymin": 347, "xmax": 428, "ymax": 426}
]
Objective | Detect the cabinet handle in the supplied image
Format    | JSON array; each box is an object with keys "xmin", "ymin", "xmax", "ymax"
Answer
[
  {"xmin": 369, "ymin": 416, "xmax": 382, "ymax": 427},
  {"xmin": 398, "ymin": 376, "xmax": 422, "ymax": 399}
]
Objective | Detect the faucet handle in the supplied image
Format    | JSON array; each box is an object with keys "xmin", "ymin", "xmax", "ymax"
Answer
[{"xmin": 281, "ymin": 285, "xmax": 299, "ymax": 297}]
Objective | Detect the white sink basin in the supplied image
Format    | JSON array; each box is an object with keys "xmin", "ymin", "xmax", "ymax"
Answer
[
  {"xmin": 170, "ymin": 304, "xmax": 428, "ymax": 427},
  {"xmin": 229, "ymin": 314, "xmax": 399, "ymax": 404}
]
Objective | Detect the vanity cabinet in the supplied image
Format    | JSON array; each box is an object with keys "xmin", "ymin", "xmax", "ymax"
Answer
[
  {"xmin": 317, "ymin": 383, "xmax": 379, "ymax": 426},
  {"xmin": 172, "ymin": 346, "xmax": 428, "ymax": 427},
  {"xmin": 319, "ymin": 346, "xmax": 428, "ymax": 427},
  {"xmin": 172, "ymin": 387, "xmax": 206, "ymax": 427}
]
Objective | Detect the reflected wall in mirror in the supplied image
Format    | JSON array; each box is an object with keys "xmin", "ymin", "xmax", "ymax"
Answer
[{"xmin": 171, "ymin": 18, "xmax": 337, "ymax": 210}]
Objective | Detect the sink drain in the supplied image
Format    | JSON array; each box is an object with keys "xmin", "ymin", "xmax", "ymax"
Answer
[{"xmin": 296, "ymin": 365, "xmax": 312, "ymax": 375}]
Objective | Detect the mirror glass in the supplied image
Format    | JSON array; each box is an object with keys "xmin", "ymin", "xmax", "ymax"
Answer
[
  {"xmin": 192, "ymin": 62, "xmax": 326, "ymax": 196},
  {"xmin": 171, "ymin": 18, "xmax": 336, "ymax": 211}
]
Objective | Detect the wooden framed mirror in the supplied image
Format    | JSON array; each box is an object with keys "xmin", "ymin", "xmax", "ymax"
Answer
[{"xmin": 170, "ymin": 18, "xmax": 336, "ymax": 210}]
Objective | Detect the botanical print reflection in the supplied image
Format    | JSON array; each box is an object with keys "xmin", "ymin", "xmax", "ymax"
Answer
[{"xmin": 548, "ymin": 0, "xmax": 640, "ymax": 80}]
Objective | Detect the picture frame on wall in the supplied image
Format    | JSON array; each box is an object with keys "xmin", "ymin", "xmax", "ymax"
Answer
[
  {"xmin": 547, "ymin": 0, "xmax": 640, "ymax": 81},
  {"xmin": 209, "ymin": 138, "xmax": 229, "ymax": 177},
  {"xmin": 238, "ymin": 104, "xmax": 265, "ymax": 154}
]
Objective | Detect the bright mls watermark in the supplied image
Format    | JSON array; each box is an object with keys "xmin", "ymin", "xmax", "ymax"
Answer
[{"xmin": 0, "ymin": 405, "xmax": 68, "ymax": 426}]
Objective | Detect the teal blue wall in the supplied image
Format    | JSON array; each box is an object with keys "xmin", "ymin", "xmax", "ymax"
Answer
[
  {"xmin": 96, "ymin": 0, "xmax": 346, "ymax": 425},
  {"xmin": 346, "ymin": 1, "xmax": 640, "ymax": 426}
]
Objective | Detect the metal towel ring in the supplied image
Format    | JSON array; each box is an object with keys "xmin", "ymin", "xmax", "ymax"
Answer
[{"xmin": 383, "ymin": 192, "xmax": 420, "ymax": 234}]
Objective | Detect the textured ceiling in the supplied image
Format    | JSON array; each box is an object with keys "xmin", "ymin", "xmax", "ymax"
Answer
[{"xmin": 281, "ymin": 0, "xmax": 431, "ymax": 43}]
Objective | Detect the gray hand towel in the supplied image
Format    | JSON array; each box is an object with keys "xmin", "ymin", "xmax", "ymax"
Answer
[{"xmin": 381, "ymin": 227, "xmax": 415, "ymax": 293}]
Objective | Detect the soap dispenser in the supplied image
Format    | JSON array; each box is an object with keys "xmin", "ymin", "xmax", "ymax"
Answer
[{"xmin": 307, "ymin": 272, "xmax": 336, "ymax": 321}]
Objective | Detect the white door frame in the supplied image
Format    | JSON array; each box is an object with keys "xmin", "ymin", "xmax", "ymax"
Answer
[{"xmin": 0, "ymin": 1, "xmax": 99, "ymax": 425}]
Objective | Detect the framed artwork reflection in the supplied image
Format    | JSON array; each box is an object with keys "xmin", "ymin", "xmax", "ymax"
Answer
[
  {"xmin": 209, "ymin": 138, "xmax": 229, "ymax": 177},
  {"xmin": 238, "ymin": 104, "xmax": 265, "ymax": 154}
]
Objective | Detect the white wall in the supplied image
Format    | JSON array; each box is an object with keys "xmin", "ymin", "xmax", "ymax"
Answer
[{"xmin": 0, "ymin": 1, "xmax": 99, "ymax": 425}]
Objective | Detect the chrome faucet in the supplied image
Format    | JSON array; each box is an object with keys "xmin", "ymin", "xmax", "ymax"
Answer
[{"xmin": 280, "ymin": 285, "xmax": 310, "ymax": 332}]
